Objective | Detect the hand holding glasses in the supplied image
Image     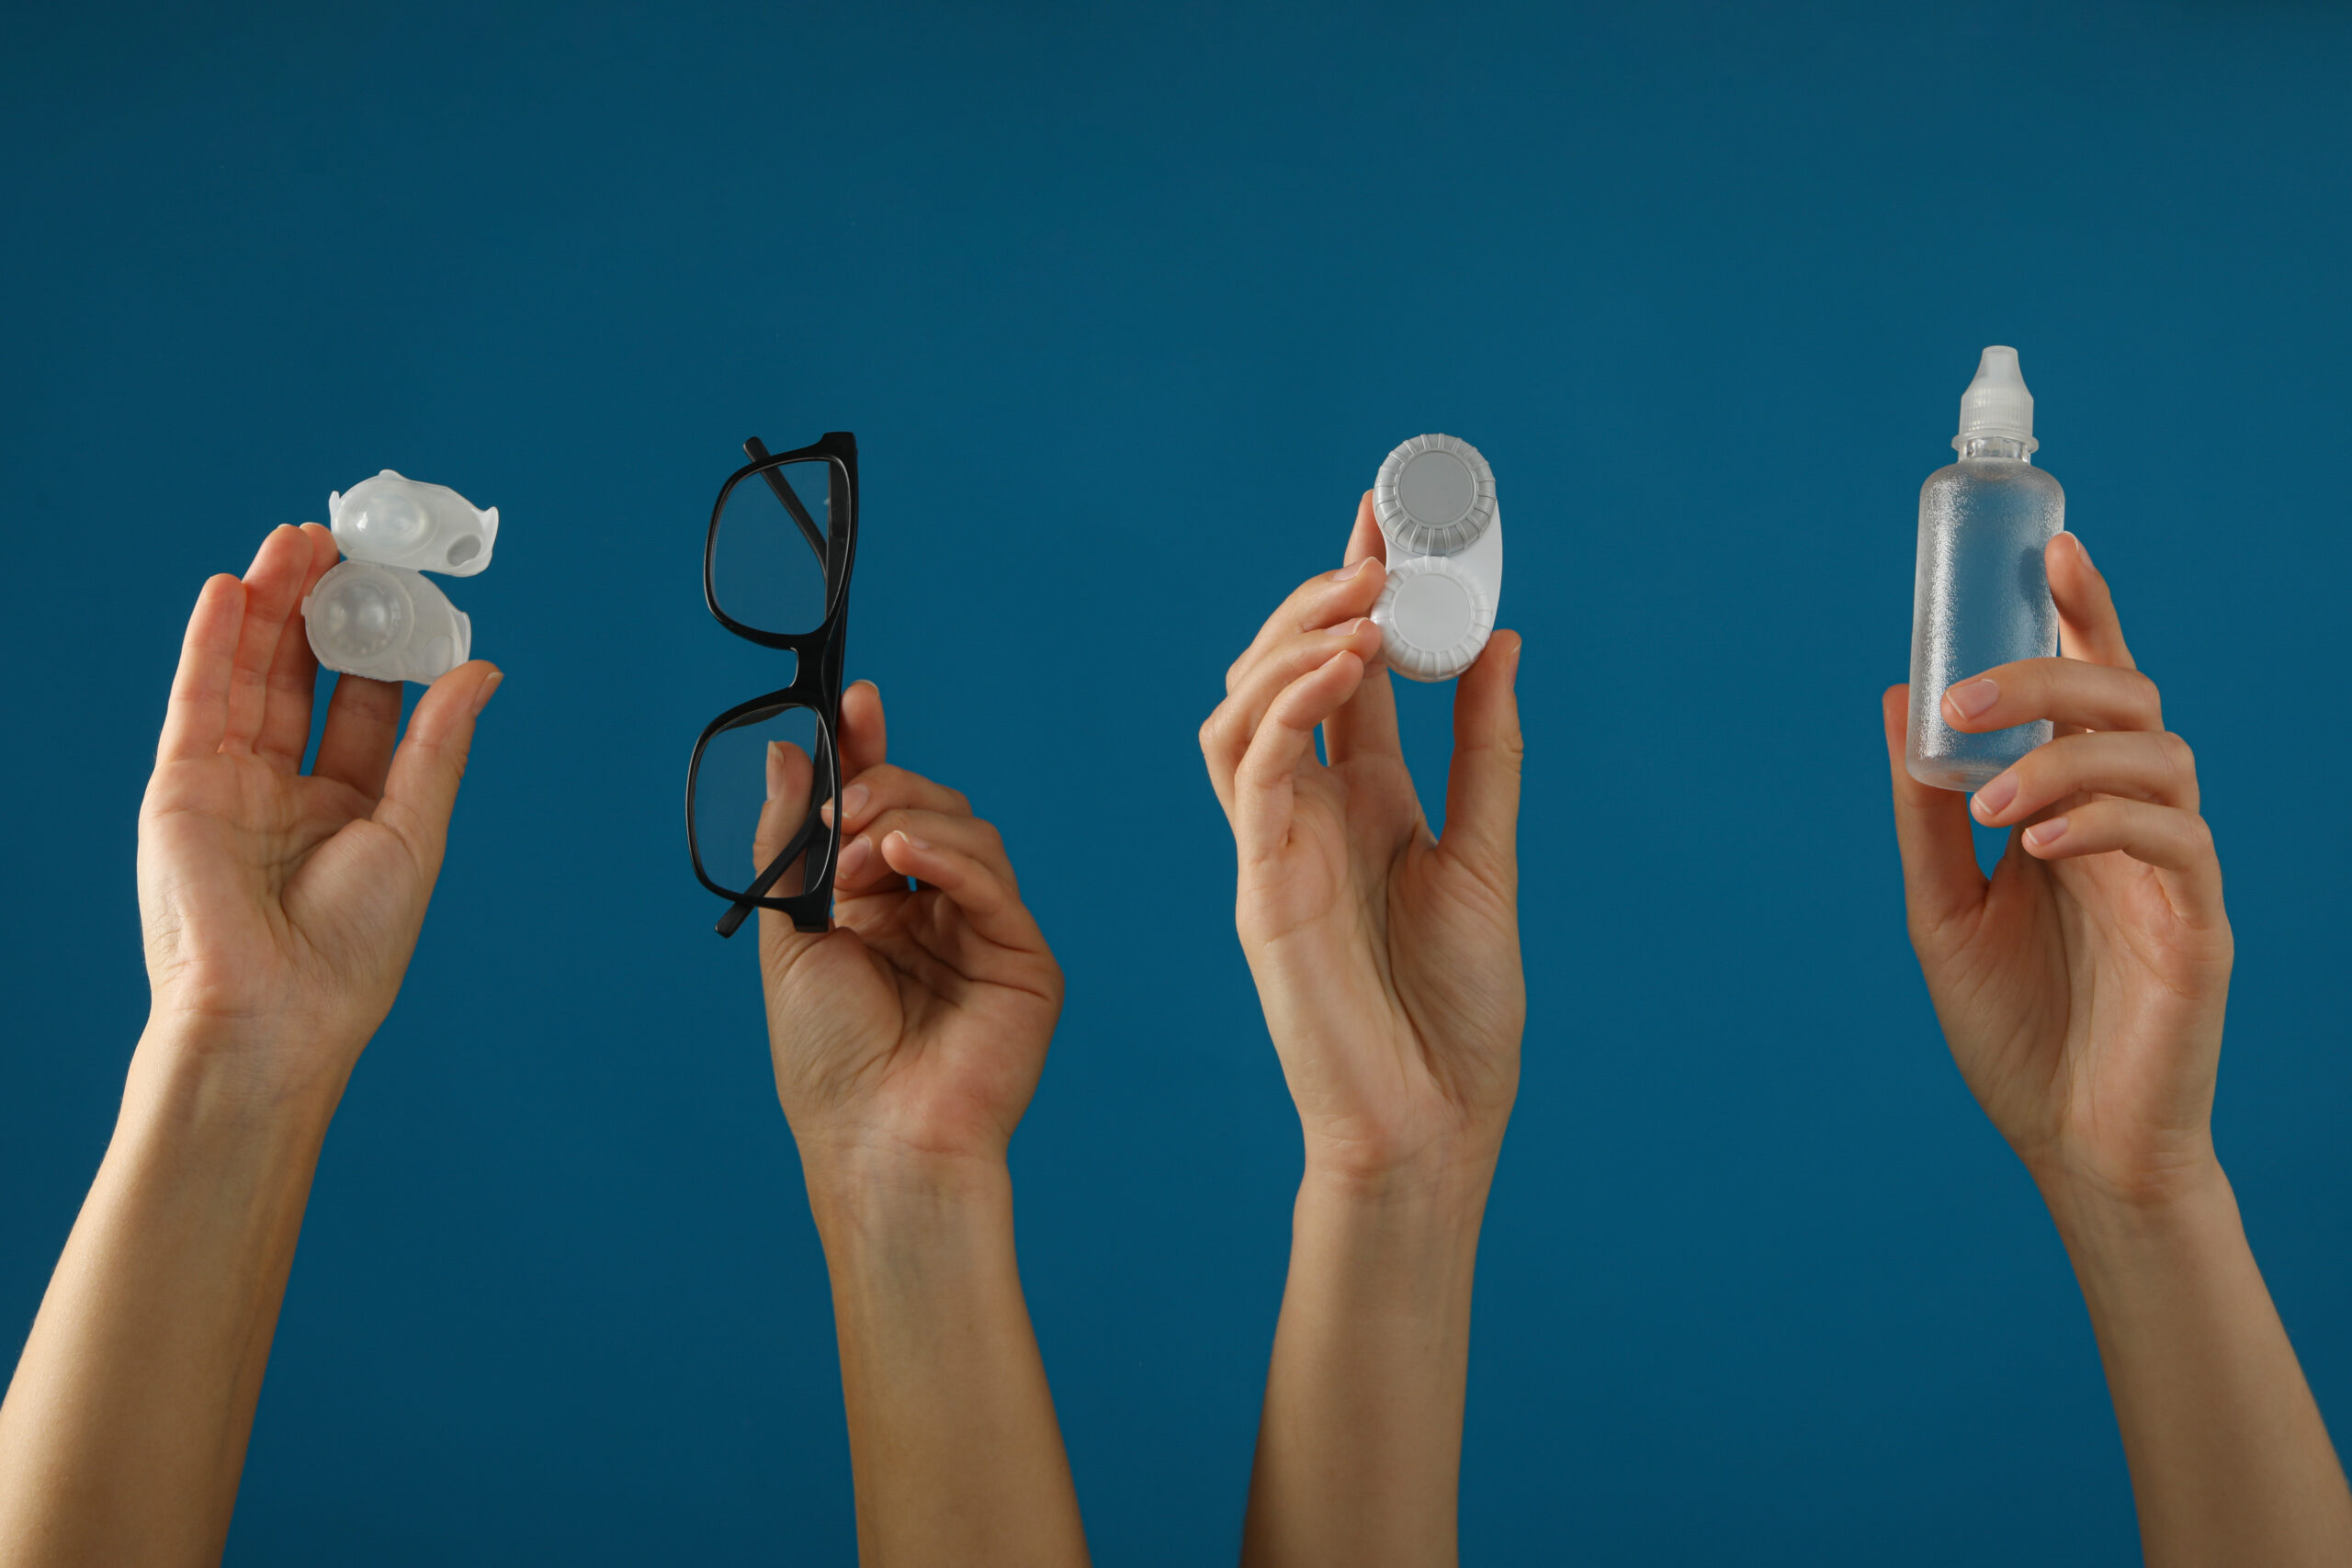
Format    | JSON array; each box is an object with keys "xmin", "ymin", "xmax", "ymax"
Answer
[{"xmin": 687, "ymin": 431, "xmax": 859, "ymax": 936}]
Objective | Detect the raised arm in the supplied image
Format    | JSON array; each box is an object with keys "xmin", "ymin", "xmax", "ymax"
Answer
[
  {"xmin": 0, "ymin": 525, "xmax": 500, "ymax": 1568},
  {"xmin": 1199, "ymin": 495, "xmax": 1524, "ymax": 1568},
  {"xmin": 753, "ymin": 680, "xmax": 1085, "ymax": 1567},
  {"xmin": 1883, "ymin": 529, "xmax": 2352, "ymax": 1565}
]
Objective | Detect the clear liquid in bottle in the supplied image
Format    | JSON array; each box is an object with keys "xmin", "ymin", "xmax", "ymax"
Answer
[{"xmin": 1905, "ymin": 348, "xmax": 2065, "ymax": 793}]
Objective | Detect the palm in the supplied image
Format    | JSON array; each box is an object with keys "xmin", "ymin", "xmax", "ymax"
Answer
[
  {"xmin": 756, "ymin": 683, "xmax": 1064, "ymax": 1168},
  {"xmin": 1246, "ymin": 746, "xmax": 1518, "ymax": 1158},
  {"xmin": 1930, "ymin": 836, "xmax": 2232, "ymax": 1187},
  {"xmin": 143, "ymin": 756, "xmax": 411, "ymax": 1025},
  {"xmin": 762, "ymin": 902, "xmax": 1061, "ymax": 1163}
]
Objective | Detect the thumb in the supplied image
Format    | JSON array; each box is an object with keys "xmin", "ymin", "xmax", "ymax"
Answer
[
  {"xmin": 374, "ymin": 661, "xmax": 502, "ymax": 883},
  {"xmin": 1439, "ymin": 632, "xmax": 1522, "ymax": 888},
  {"xmin": 1881, "ymin": 683, "xmax": 1984, "ymax": 945}
]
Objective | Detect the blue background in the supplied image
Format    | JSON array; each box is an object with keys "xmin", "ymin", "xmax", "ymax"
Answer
[{"xmin": 4, "ymin": 2, "xmax": 2347, "ymax": 1561}]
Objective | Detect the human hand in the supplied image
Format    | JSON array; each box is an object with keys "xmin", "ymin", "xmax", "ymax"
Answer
[
  {"xmin": 756, "ymin": 681, "xmax": 1064, "ymax": 1179},
  {"xmin": 1199, "ymin": 494, "xmax": 1524, "ymax": 1187},
  {"xmin": 137, "ymin": 525, "xmax": 502, "ymax": 1101},
  {"xmin": 1883, "ymin": 530, "xmax": 2232, "ymax": 1206}
]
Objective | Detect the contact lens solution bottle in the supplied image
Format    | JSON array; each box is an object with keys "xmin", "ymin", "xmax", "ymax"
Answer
[{"xmin": 1905, "ymin": 346, "xmax": 2065, "ymax": 792}]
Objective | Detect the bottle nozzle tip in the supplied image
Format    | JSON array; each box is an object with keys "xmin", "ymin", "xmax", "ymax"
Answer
[{"xmin": 1956, "ymin": 344, "xmax": 2036, "ymax": 451}]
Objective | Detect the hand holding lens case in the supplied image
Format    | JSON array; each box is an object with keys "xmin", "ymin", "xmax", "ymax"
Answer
[
  {"xmin": 1369, "ymin": 434, "xmax": 1502, "ymax": 682},
  {"xmin": 303, "ymin": 470, "xmax": 499, "ymax": 683}
]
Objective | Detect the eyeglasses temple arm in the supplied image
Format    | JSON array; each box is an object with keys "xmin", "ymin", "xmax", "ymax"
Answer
[
  {"xmin": 714, "ymin": 805, "xmax": 828, "ymax": 938},
  {"xmin": 742, "ymin": 436, "xmax": 829, "ymax": 566}
]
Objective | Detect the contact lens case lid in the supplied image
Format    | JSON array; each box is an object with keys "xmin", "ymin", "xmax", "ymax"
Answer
[
  {"xmin": 1371, "ymin": 526, "xmax": 1500, "ymax": 682},
  {"xmin": 328, "ymin": 469, "xmax": 499, "ymax": 577},
  {"xmin": 1373, "ymin": 434, "xmax": 1497, "ymax": 558}
]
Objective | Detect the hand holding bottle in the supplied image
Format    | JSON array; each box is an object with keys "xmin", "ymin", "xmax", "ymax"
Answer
[
  {"xmin": 1883, "ymin": 533, "xmax": 2352, "ymax": 1565},
  {"xmin": 1883, "ymin": 530, "xmax": 2228, "ymax": 1201}
]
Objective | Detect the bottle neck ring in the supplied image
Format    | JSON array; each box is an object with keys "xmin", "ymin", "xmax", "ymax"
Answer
[{"xmin": 1957, "ymin": 435, "xmax": 2034, "ymax": 462}]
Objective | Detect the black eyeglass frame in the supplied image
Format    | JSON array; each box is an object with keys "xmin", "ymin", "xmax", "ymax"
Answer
[{"xmin": 685, "ymin": 430, "xmax": 859, "ymax": 938}]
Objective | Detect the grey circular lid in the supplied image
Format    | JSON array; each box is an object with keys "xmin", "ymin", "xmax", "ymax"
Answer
[
  {"xmin": 1372, "ymin": 556, "xmax": 1494, "ymax": 682},
  {"xmin": 1374, "ymin": 434, "xmax": 1497, "ymax": 556}
]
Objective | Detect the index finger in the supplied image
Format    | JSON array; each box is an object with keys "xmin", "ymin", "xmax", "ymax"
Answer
[
  {"xmin": 1323, "ymin": 493, "xmax": 1404, "ymax": 767},
  {"xmin": 1225, "ymin": 540, "xmax": 1386, "ymax": 694},
  {"xmin": 254, "ymin": 524, "xmax": 342, "ymax": 770},
  {"xmin": 1939, "ymin": 657, "xmax": 2163, "ymax": 737},
  {"xmin": 158, "ymin": 575, "xmax": 245, "ymax": 763},
  {"xmin": 2047, "ymin": 531, "xmax": 2135, "ymax": 671}
]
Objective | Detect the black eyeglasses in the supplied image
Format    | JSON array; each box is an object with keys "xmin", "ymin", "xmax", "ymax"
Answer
[{"xmin": 686, "ymin": 431, "xmax": 859, "ymax": 937}]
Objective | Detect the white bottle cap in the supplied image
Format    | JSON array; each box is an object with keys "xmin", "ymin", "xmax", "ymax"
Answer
[
  {"xmin": 1373, "ymin": 434, "xmax": 1497, "ymax": 556},
  {"xmin": 1953, "ymin": 345, "xmax": 2037, "ymax": 454}
]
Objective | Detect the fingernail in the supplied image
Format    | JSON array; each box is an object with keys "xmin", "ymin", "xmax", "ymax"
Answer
[
  {"xmin": 1971, "ymin": 773, "xmax": 2018, "ymax": 821},
  {"xmin": 2062, "ymin": 531, "xmax": 2091, "ymax": 570},
  {"xmin": 888, "ymin": 830, "xmax": 933, "ymax": 854},
  {"xmin": 1332, "ymin": 558, "xmax": 1373, "ymax": 581},
  {"xmin": 836, "ymin": 836, "xmax": 873, "ymax": 879},
  {"xmin": 1943, "ymin": 678, "xmax": 1999, "ymax": 721},
  {"xmin": 839, "ymin": 782, "xmax": 870, "ymax": 824},
  {"xmin": 2023, "ymin": 817, "xmax": 2070, "ymax": 852},
  {"xmin": 469, "ymin": 671, "xmax": 503, "ymax": 716},
  {"xmin": 855, "ymin": 678, "xmax": 881, "ymax": 704},
  {"xmin": 1328, "ymin": 617, "xmax": 1370, "ymax": 636}
]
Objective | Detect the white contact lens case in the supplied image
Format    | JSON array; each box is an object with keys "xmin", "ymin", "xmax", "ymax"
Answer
[
  {"xmin": 1368, "ymin": 434, "xmax": 1502, "ymax": 682},
  {"xmin": 303, "ymin": 470, "xmax": 499, "ymax": 684}
]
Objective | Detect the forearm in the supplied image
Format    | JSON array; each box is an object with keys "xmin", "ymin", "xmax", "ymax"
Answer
[
  {"xmin": 1242, "ymin": 1160, "xmax": 1494, "ymax": 1568},
  {"xmin": 2040, "ymin": 1158, "xmax": 2352, "ymax": 1567},
  {"xmin": 0, "ymin": 1025, "xmax": 341, "ymax": 1568},
  {"xmin": 802, "ymin": 1149, "xmax": 1087, "ymax": 1568}
]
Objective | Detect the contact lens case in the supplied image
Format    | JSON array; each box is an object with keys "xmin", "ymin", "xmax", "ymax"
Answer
[
  {"xmin": 303, "ymin": 470, "xmax": 499, "ymax": 684},
  {"xmin": 1368, "ymin": 434, "xmax": 1503, "ymax": 682}
]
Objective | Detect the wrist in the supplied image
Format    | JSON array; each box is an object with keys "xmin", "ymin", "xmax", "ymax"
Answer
[
  {"xmin": 126, "ymin": 1017, "xmax": 351, "ymax": 1146},
  {"xmin": 1297, "ymin": 1115, "xmax": 1509, "ymax": 1199},
  {"xmin": 2030, "ymin": 1147, "xmax": 2239, "ymax": 1291},
  {"xmin": 1292, "ymin": 1156, "xmax": 1496, "ymax": 1288},
  {"xmin": 797, "ymin": 1139, "xmax": 1016, "ymax": 1247},
  {"xmin": 88, "ymin": 1022, "xmax": 345, "ymax": 1253},
  {"xmin": 1298, "ymin": 1145, "xmax": 1499, "ymax": 1213},
  {"xmin": 2026, "ymin": 1139, "xmax": 2227, "ymax": 1232}
]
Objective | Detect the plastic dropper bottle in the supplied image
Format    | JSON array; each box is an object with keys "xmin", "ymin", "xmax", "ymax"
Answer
[{"xmin": 1905, "ymin": 346, "xmax": 2066, "ymax": 792}]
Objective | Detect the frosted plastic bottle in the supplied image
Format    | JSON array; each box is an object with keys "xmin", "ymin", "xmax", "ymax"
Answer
[{"xmin": 1905, "ymin": 347, "xmax": 2065, "ymax": 792}]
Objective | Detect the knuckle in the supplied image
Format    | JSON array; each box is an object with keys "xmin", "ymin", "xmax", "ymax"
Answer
[
  {"xmin": 1200, "ymin": 705, "xmax": 1240, "ymax": 761},
  {"xmin": 2006, "ymin": 743, "xmax": 2051, "ymax": 793}
]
